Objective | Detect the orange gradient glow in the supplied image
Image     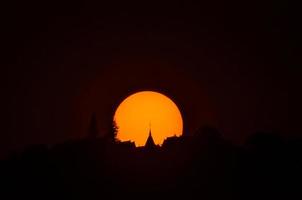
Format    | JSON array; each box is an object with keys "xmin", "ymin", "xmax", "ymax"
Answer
[{"xmin": 114, "ymin": 91, "xmax": 183, "ymax": 146}]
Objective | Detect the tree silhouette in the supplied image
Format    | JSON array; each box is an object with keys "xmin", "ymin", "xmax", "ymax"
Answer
[
  {"xmin": 88, "ymin": 112, "xmax": 98, "ymax": 138},
  {"xmin": 107, "ymin": 119, "xmax": 118, "ymax": 142}
]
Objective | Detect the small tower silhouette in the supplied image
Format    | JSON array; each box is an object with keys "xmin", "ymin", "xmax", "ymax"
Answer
[
  {"xmin": 145, "ymin": 127, "xmax": 156, "ymax": 149},
  {"xmin": 88, "ymin": 112, "xmax": 98, "ymax": 138}
]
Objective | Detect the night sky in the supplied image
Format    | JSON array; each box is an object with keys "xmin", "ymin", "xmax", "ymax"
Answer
[{"xmin": 1, "ymin": 1, "xmax": 291, "ymax": 157}]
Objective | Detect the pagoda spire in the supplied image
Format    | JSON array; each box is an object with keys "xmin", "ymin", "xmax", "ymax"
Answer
[{"xmin": 145, "ymin": 124, "xmax": 156, "ymax": 148}]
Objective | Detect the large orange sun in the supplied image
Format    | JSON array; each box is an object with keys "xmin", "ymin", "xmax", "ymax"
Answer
[{"xmin": 114, "ymin": 91, "xmax": 183, "ymax": 146}]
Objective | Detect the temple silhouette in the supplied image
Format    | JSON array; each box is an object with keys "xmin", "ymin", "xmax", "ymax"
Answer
[
  {"xmin": 144, "ymin": 128, "xmax": 156, "ymax": 149},
  {"xmin": 0, "ymin": 113, "xmax": 300, "ymax": 200}
]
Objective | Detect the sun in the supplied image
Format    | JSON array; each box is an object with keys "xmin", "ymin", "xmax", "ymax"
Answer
[{"xmin": 114, "ymin": 91, "xmax": 183, "ymax": 146}]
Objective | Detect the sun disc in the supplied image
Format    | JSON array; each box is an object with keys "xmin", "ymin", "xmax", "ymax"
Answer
[{"xmin": 114, "ymin": 91, "xmax": 183, "ymax": 146}]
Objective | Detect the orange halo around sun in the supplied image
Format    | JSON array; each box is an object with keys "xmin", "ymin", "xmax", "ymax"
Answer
[{"xmin": 114, "ymin": 91, "xmax": 183, "ymax": 146}]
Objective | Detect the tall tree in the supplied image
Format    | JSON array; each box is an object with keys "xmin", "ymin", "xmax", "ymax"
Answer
[{"xmin": 88, "ymin": 112, "xmax": 98, "ymax": 138}]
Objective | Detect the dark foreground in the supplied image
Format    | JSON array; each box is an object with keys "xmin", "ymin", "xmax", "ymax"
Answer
[{"xmin": 1, "ymin": 130, "xmax": 301, "ymax": 200}]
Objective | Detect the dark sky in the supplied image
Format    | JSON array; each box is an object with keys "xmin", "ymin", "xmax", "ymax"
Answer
[{"xmin": 1, "ymin": 1, "xmax": 292, "ymax": 157}]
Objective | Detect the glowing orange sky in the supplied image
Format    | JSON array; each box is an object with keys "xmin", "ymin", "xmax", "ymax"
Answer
[{"xmin": 114, "ymin": 91, "xmax": 183, "ymax": 146}]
